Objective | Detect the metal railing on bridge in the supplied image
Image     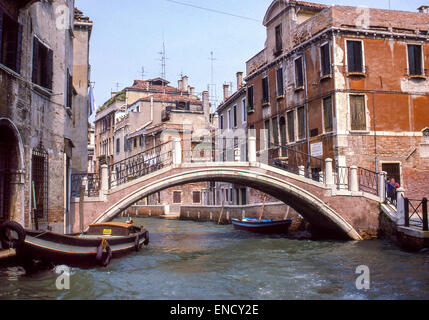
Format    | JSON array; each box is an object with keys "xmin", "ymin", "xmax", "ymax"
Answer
[
  {"xmin": 266, "ymin": 144, "xmax": 325, "ymax": 183},
  {"xmin": 108, "ymin": 141, "xmax": 173, "ymax": 189}
]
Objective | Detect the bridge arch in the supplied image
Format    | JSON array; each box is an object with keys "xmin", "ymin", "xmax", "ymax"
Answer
[{"xmin": 92, "ymin": 166, "xmax": 362, "ymax": 240}]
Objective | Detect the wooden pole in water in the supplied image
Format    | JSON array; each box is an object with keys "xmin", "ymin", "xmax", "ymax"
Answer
[
  {"xmin": 218, "ymin": 201, "xmax": 225, "ymax": 225},
  {"xmin": 284, "ymin": 205, "xmax": 290, "ymax": 220},
  {"xmin": 259, "ymin": 195, "xmax": 267, "ymax": 220}
]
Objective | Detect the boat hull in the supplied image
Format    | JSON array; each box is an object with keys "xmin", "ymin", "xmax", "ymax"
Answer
[
  {"xmin": 16, "ymin": 229, "xmax": 149, "ymax": 269},
  {"xmin": 232, "ymin": 219, "xmax": 292, "ymax": 234}
]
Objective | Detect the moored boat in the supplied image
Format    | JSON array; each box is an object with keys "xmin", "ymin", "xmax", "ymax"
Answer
[
  {"xmin": 232, "ymin": 218, "xmax": 292, "ymax": 234},
  {"xmin": 16, "ymin": 222, "xmax": 149, "ymax": 269}
]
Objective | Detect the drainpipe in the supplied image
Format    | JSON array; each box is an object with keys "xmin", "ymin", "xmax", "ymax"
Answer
[{"xmin": 297, "ymin": 50, "xmax": 310, "ymax": 163}]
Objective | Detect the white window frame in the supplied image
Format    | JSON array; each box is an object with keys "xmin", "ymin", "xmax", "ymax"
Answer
[
  {"xmin": 294, "ymin": 55, "xmax": 305, "ymax": 89},
  {"xmin": 348, "ymin": 93, "xmax": 370, "ymax": 132},
  {"xmin": 227, "ymin": 109, "xmax": 231, "ymax": 131},
  {"xmin": 287, "ymin": 109, "xmax": 295, "ymax": 143},
  {"xmin": 319, "ymin": 41, "xmax": 332, "ymax": 77},
  {"xmin": 321, "ymin": 95, "xmax": 334, "ymax": 134},
  {"xmin": 345, "ymin": 38, "xmax": 366, "ymax": 74},
  {"xmin": 406, "ymin": 42, "xmax": 425, "ymax": 76},
  {"xmin": 242, "ymin": 98, "xmax": 247, "ymax": 124},
  {"xmin": 233, "ymin": 104, "xmax": 238, "ymax": 128}
]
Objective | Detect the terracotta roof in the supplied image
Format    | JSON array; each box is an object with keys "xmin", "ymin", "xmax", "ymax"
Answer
[
  {"xmin": 74, "ymin": 7, "xmax": 93, "ymax": 23},
  {"xmin": 127, "ymin": 79, "xmax": 189, "ymax": 94},
  {"xmin": 136, "ymin": 93, "xmax": 202, "ymax": 104},
  {"xmin": 295, "ymin": 1, "xmax": 328, "ymax": 10}
]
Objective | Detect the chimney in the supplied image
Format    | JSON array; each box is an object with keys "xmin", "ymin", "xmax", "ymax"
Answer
[
  {"xmin": 178, "ymin": 79, "xmax": 183, "ymax": 91},
  {"xmin": 189, "ymin": 86, "xmax": 195, "ymax": 96},
  {"xmin": 223, "ymin": 84, "xmax": 229, "ymax": 101},
  {"xmin": 236, "ymin": 72, "xmax": 243, "ymax": 89},
  {"xmin": 202, "ymin": 90, "xmax": 210, "ymax": 125},
  {"xmin": 182, "ymin": 75, "xmax": 188, "ymax": 91},
  {"xmin": 418, "ymin": 5, "xmax": 429, "ymax": 13}
]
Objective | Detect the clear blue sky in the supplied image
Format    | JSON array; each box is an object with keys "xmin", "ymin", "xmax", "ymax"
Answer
[{"xmin": 75, "ymin": 0, "xmax": 424, "ymax": 119}]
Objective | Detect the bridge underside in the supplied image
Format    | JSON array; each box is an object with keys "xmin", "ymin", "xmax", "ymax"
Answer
[{"xmin": 89, "ymin": 166, "xmax": 364, "ymax": 240}]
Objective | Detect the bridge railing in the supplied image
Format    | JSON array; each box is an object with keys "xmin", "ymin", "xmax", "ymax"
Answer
[
  {"xmin": 108, "ymin": 141, "xmax": 173, "ymax": 189},
  {"xmin": 265, "ymin": 144, "xmax": 326, "ymax": 183}
]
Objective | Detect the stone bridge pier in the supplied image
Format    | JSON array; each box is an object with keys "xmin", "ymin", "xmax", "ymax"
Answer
[{"xmin": 70, "ymin": 137, "xmax": 386, "ymax": 240}]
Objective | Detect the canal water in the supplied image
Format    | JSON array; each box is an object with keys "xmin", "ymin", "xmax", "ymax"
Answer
[{"xmin": 0, "ymin": 217, "xmax": 429, "ymax": 300}]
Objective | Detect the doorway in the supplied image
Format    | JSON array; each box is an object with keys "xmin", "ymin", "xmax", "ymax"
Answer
[
  {"xmin": 382, "ymin": 163, "xmax": 401, "ymax": 186},
  {"xmin": 0, "ymin": 125, "xmax": 18, "ymax": 223}
]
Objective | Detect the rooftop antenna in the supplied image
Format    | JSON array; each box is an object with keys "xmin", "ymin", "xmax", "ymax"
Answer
[
  {"xmin": 208, "ymin": 50, "xmax": 218, "ymax": 111},
  {"xmin": 158, "ymin": 34, "xmax": 167, "ymax": 80},
  {"xmin": 141, "ymin": 66, "xmax": 145, "ymax": 80}
]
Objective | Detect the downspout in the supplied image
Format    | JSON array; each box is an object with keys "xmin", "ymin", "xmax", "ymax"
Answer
[{"xmin": 332, "ymin": 31, "xmax": 338, "ymax": 163}]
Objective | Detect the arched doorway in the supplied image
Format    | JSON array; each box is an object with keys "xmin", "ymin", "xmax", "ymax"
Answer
[{"xmin": 0, "ymin": 124, "xmax": 19, "ymax": 223}]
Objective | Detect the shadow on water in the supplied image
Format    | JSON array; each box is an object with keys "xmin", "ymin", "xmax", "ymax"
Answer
[{"xmin": 1, "ymin": 217, "xmax": 429, "ymax": 300}]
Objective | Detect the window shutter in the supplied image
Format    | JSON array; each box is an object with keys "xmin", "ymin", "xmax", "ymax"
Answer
[
  {"xmin": 46, "ymin": 48, "xmax": 53, "ymax": 90},
  {"xmin": 15, "ymin": 24, "xmax": 22, "ymax": 74},
  {"xmin": 351, "ymin": 95, "xmax": 366, "ymax": 131},
  {"xmin": 32, "ymin": 38, "xmax": 39, "ymax": 84}
]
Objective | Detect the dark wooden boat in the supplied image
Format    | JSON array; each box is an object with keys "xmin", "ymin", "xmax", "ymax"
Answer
[
  {"xmin": 232, "ymin": 218, "xmax": 292, "ymax": 234},
  {"xmin": 16, "ymin": 222, "xmax": 149, "ymax": 269}
]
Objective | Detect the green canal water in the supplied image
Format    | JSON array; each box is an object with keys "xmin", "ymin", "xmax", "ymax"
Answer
[{"xmin": 0, "ymin": 217, "xmax": 428, "ymax": 300}]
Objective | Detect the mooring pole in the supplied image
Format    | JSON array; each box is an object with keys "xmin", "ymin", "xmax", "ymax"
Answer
[
  {"xmin": 404, "ymin": 197, "xmax": 409, "ymax": 227},
  {"xmin": 422, "ymin": 197, "xmax": 428, "ymax": 231}
]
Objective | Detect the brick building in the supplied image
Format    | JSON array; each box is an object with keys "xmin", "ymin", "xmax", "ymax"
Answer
[
  {"xmin": 245, "ymin": 0, "xmax": 429, "ymax": 198},
  {"xmin": 94, "ymin": 76, "xmax": 212, "ymax": 208},
  {"xmin": 0, "ymin": 0, "xmax": 92, "ymax": 233}
]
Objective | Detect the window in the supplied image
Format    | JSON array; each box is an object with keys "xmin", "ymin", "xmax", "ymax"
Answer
[
  {"xmin": 240, "ymin": 188, "xmax": 247, "ymax": 205},
  {"xmin": 0, "ymin": 10, "xmax": 22, "ymax": 73},
  {"xmin": 279, "ymin": 117, "xmax": 287, "ymax": 152},
  {"xmin": 124, "ymin": 137, "xmax": 128, "ymax": 152},
  {"xmin": 242, "ymin": 98, "xmax": 246, "ymax": 123},
  {"xmin": 323, "ymin": 96, "xmax": 333, "ymax": 132},
  {"xmin": 233, "ymin": 105, "xmax": 238, "ymax": 128},
  {"xmin": 272, "ymin": 116, "xmax": 279, "ymax": 145},
  {"xmin": 66, "ymin": 69, "xmax": 73, "ymax": 109},
  {"xmin": 347, "ymin": 40, "xmax": 364, "ymax": 73},
  {"xmin": 220, "ymin": 114, "xmax": 224, "ymax": 130},
  {"xmin": 320, "ymin": 43, "xmax": 331, "ymax": 76},
  {"xmin": 265, "ymin": 119, "xmax": 271, "ymax": 148},
  {"xmin": 116, "ymin": 139, "xmax": 120, "ymax": 154},
  {"xmin": 275, "ymin": 24, "xmax": 282, "ymax": 54},
  {"xmin": 32, "ymin": 37, "xmax": 53, "ymax": 90},
  {"xmin": 276, "ymin": 67, "xmax": 284, "ymax": 96},
  {"xmin": 262, "ymin": 77, "xmax": 269, "ymax": 104},
  {"xmin": 350, "ymin": 95, "xmax": 366, "ymax": 131},
  {"xmin": 173, "ymin": 191, "xmax": 182, "ymax": 204},
  {"xmin": 192, "ymin": 191, "xmax": 201, "ymax": 204},
  {"xmin": 295, "ymin": 56, "xmax": 304, "ymax": 88},
  {"xmin": 408, "ymin": 44, "xmax": 424, "ymax": 76},
  {"xmin": 134, "ymin": 137, "xmax": 137, "ymax": 149},
  {"xmin": 227, "ymin": 109, "xmax": 231, "ymax": 130},
  {"xmin": 297, "ymin": 107, "xmax": 306, "ymax": 140},
  {"xmin": 287, "ymin": 111, "xmax": 295, "ymax": 142},
  {"xmin": 247, "ymin": 86, "xmax": 254, "ymax": 111}
]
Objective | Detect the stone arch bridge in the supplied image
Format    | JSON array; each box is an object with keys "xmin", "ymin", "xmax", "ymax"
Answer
[{"xmin": 71, "ymin": 138, "xmax": 387, "ymax": 240}]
